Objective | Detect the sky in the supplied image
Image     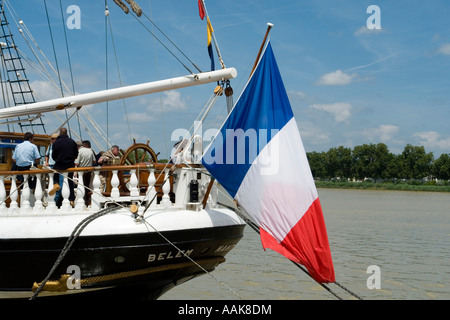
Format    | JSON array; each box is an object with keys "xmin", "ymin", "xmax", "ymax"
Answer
[{"xmin": 2, "ymin": 0, "xmax": 450, "ymax": 159}]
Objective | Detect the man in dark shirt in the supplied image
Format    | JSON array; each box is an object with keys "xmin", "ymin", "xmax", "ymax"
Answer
[{"xmin": 49, "ymin": 128, "xmax": 78, "ymax": 207}]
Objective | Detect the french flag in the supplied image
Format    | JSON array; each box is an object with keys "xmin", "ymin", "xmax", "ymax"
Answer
[{"xmin": 203, "ymin": 42, "xmax": 335, "ymax": 283}]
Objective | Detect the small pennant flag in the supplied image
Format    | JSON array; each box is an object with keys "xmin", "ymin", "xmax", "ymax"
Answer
[
  {"xmin": 206, "ymin": 17, "xmax": 215, "ymax": 71},
  {"xmin": 198, "ymin": 0, "xmax": 205, "ymax": 20}
]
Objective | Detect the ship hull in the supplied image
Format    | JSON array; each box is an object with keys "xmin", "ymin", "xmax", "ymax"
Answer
[
  {"xmin": 0, "ymin": 203, "xmax": 246, "ymax": 300},
  {"xmin": 0, "ymin": 224, "xmax": 244, "ymax": 300}
]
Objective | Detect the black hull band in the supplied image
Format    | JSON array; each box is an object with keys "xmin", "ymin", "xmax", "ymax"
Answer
[{"xmin": 0, "ymin": 224, "xmax": 245, "ymax": 299}]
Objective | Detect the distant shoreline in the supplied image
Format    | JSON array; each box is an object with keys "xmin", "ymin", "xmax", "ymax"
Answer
[{"xmin": 315, "ymin": 181, "xmax": 450, "ymax": 192}]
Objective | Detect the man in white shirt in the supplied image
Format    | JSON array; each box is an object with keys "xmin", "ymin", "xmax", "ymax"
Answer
[
  {"xmin": 75, "ymin": 140, "xmax": 96, "ymax": 206},
  {"xmin": 12, "ymin": 132, "xmax": 41, "ymax": 189}
]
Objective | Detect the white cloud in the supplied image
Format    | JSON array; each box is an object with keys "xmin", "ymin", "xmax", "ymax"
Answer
[
  {"xmin": 360, "ymin": 125, "xmax": 403, "ymax": 151},
  {"xmin": 29, "ymin": 80, "xmax": 62, "ymax": 101},
  {"xmin": 354, "ymin": 26, "xmax": 369, "ymax": 36},
  {"xmin": 354, "ymin": 25, "xmax": 385, "ymax": 36},
  {"xmin": 288, "ymin": 90, "xmax": 307, "ymax": 99},
  {"xmin": 437, "ymin": 43, "xmax": 450, "ymax": 55},
  {"xmin": 309, "ymin": 102, "xmax": 352, "ymax": 123},
  {"xmin": 413, "ymin": 131, "xmax": 450, "ymax": 151},
  {"xmin": 161, "ymin": 91, "xmax": 187, "ymax": 111},
  {"xmin": 125, "ymin": 112, "xmax": 155, "ymax": 123},
  {"xmin": 316, "ymin": 70, "xmax": 357, "ymax": 86},
  {"xmin": 143, "ymin": 90, "xmax": 187, "ymax": 112},
  {"xmin": 298, "ymin": 121, "xmax": 330, "ymax": 147},
  {"xmin": 365, "ymin": 124, "xmax": 399, "ymax": 142}
]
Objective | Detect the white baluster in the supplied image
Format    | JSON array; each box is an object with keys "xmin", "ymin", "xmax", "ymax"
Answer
[
  {"xmin": 0, "ymin": 175, "xmax": 6, "ymax": 214},
  {"xmin": 161, "ymin": 169, "xmax": 171, "ymax": 208},
  {"xmin": 60, "ymin": 172, "xmax": 71, "ymax": 211},
  {"xmin": 146, "ymin": 168, "xmax": 156, "ymax": 208},
  {"xmin": 9, "ymin": 175, "xmax": 19, "ymax": 213},
  {"xmin": 33, "ymin": 173, "xmax": 44, "ymax": 213},
  {"xmin": 21, "ymin": 174, "xmax": 31, "ymax": 214},
  {"xmin": 75, "ymin": 171, "xmax": 86, "ymax": 210},
  {"xmin": 46, "ymin": 174, "xmax": 57, "ymax": 213},
  {"xmin": 129, "ymin": 169, "xmax": 139, "ymax": 198},
  {"xmin": 111, "ymin": 170, "xmax": 120, "ymax": 199},
  {"xmin": 91, "ymin": 169, "xmax": 101, "ymax": 211}
]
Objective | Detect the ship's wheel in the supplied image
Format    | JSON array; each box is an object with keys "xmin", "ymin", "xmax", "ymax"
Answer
[{"xmin": 118, "ymin": 139, "xmax": 159, "ymax": 193}]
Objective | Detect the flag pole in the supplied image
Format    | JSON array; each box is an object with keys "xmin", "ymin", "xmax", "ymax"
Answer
[
  {"xmin": 249, "ymin": 22, "xmax": 274, "ymax": 78},
  {"xmin": 200, "ymin": 0, "xmax": 226, "ymax": 69}
]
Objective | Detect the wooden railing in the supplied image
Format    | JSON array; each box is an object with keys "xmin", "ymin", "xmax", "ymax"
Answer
[{"xmin": 0, "ymin": 163, "xmax": 182, "ymax": 214}]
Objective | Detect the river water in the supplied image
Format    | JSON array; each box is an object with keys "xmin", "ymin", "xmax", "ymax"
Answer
[{"xmin": 160, "ymin": 188, "xmax": 450, "ymax": 300}]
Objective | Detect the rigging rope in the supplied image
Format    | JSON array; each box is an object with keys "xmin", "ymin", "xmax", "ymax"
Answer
[
  {"xmin": 0, "ymin": 57, "xmax": 12, "ymax": 132},
  {"xmin": 141, "ymin": 216, "xmax": 244, "ymax": 300},
  {"xmin": 43, "ymin": 0, "xmax": 72, "ymax": 136},
  {"xmin": 105, "ymin": 4, "xmax": 109, "ymax": 148},
  {"xmin": 42, "ymin": 1, "xmax": 62, "ymax": 97},
  {"xmin": 58, "ymin": 0, "xmax": 82, "ymax": 140},
  {"xmin": 127, "ymin": 11, "xmax": 196, "ymax": 75},
  {"xmin": 110, "ymin": 0, "xmax": 201, "ymax": 74},
  {"xmin": 140, "ymin": 11, "xmax": 203, "ymax": 73},
  {"xmin": 5, "ymin": 0, "xmax": 70, "ymax": 95},
  {"xmin": 148, "ymin": 0, "xmax": 169, "ymax": 158},
  {"xmin": 105, "ymin": 6, "xmax": 132, "ymax": 146}
]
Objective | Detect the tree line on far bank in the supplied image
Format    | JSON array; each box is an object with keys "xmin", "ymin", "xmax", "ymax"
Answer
[{"xmin": 306, "ymin": 143, "xmax": 450, "ymax": 182}]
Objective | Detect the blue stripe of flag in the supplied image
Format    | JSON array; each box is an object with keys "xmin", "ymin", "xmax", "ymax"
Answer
[{"xmin": 202, "ymin": 42, "xmax": 294, "ymax": 198}]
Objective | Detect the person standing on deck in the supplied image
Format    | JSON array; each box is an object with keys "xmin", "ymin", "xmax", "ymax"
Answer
[
  {"xmin": 97, "ymin": 145, "xmax": 121, "ymax": 191},
  {"xmin": 49, "ymin": 128, "xmax": 78, "ymax": 207},
  {"xmin": 44, "ymin": 133, "xmax": 58, "ymax": 168},
  {"xmin": 12, "ymin": 132, "xmax": 41, "ymax": 190},
  {"xmin": 75, "ymin": 140, "xmax": 96, "ymax": 206},
  {"xmin": 45, "ymin": 133, "xmax": 63, "ymax": 203}
]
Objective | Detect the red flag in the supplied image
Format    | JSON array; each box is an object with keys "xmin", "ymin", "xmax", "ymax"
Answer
[{"xmin": 198, "ymin": 0, "xmax": 205, "ymax": 20}]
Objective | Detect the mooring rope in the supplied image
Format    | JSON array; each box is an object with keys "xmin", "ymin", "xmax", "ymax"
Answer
[
  {"xmin": 140, "ymin": 218, "xmax": 244, "ymax": 300},
  {"xmin": 29, "ymin": 206, "xmax": 120, "ymax": 300}
]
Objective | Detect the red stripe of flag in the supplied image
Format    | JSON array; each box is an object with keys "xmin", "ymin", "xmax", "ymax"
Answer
[{"xmin": 259, "ymin": 198, "xmax": 335, "ymax": 283}]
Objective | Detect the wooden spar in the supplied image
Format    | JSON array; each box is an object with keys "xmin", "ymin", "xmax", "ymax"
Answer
[
  {"xmin": 249, "ymin": 23, "xmax": 274, "ymax": 79},
  {"xmin": 0, "ymin": 68, "xmax": 237, "ymax": 120}
]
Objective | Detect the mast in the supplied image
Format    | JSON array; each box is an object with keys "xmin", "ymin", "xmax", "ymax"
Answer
[{"xmin": 0, "ymin": 68, "xmax": 237, "ymax": 120}]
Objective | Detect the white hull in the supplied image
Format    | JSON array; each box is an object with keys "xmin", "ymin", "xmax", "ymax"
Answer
[{"xmin": 0, "ymin": 205, "xmax": 243, "ymax": 239}]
